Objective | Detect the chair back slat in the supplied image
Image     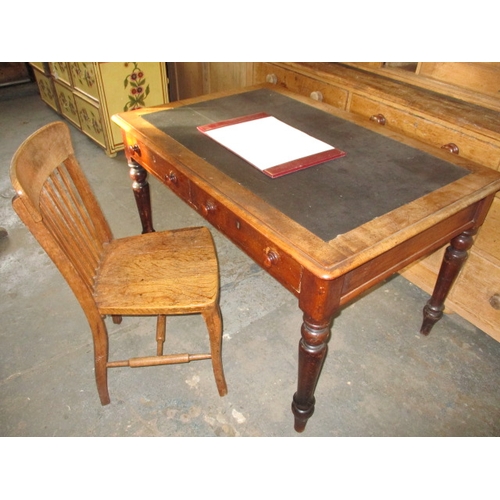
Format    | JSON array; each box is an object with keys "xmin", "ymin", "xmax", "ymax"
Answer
[
  {"xmin": 56, "ymin": 164, "xmax": 104, "ymax": 257},
  {"xmin": 47, "ymin": 167, "xmax": 101, "ymax": 268},
  {"xmin": 39, "ymin": 171, "xmax": 99, "ymax": 288},
  {"xmin": 10, "ymin": 121, "xmax": 113, "ymax": 295}
]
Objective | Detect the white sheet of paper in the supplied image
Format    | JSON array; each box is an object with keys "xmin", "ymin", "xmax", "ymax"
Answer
[{"xmin": 203, "ymin": 115, "xmax": 335, "ymax": 171}]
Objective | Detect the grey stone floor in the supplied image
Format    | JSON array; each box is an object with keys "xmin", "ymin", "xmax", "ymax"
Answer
[{"xmin": 1, "ymin": 82, "xmax": 500, "ymax": 439}]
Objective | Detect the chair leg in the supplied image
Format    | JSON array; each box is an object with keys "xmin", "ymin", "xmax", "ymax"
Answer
[
  {"xmin": 156, "ymin": 314, "xmax": 166, "ymax": 356},
  {"xmin": 112, "ymin": 315, "xmax": 122, "ymax": 324},
  {"xmin": 91, "ymin": 319, "xmax": 110, "ymax": 405},
  {"xmin": 202, "ymin": 305, "xmax": 227, "ymax": 397}
]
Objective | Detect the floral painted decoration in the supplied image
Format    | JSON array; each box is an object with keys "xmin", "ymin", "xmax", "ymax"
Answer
[
  {"xmin": 71, "ymin": 63, "xmax": 96, "ymax": 89},
  {"xmin": 123, "ymin": 63, "xmax": 150, "ymax": 111}
]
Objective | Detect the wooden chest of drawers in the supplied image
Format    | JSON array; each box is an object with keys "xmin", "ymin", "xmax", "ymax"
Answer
[{"xmin": 253, "ymin": 62, "xmax": 500, "ymax": 341}]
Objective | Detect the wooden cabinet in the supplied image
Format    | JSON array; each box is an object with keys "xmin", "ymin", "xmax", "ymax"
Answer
[
  {"xmin": 167, "ymin": 62, "xmax": 253, "ymax": 101},
  {"xmin": 0, "ymin": 63, "xmax": 31, "ymax": 85},
  {"xmin": 253, "ymin": 62, "xmax": 500, "ymax": 341},
  {"xmin": 30, "ymin": 62, "xmax": 169, "ymax": 156}
]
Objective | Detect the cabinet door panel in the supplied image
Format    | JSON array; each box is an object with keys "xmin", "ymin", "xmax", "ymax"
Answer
[
  {"xmin": 97, "ymin": 62, "xmax": 169, "ymax": 151},
  {"xmin": 70, "ymin": 63, "xmax": 99, "ymax": 100},
  {"xmin": 74, "ymin": 94, "xmax": 106, "ymax": 147},
  {"xmin": 32, "ymin": 69, "xmax": 59, "ymax": 112},
  {"xmin": 50, "ymin": 63, "xmax": 72, "ymax": 86},
  {"xmin": 54, "ymin": 81, "xmax": 80, "ymax": 128}
]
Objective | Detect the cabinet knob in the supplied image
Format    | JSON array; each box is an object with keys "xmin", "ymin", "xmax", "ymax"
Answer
[
  {"xmin": 310, "ymin": 91, "xmax": 323, "ymax": 102},
  {"xmin": 266, "ymin": 73, "xmax": 278, "ymax": 84},
  {"xmin": 370, "ymin": 114, "xmax": 386, "ymax": 125},
  {"xmin": 263, "ymin": 248, "xmax": 280, "ymax": 268},
  {"xmin": 165, "ymin": 171, "xmax": 178, "ymax": 185},
  {"xmin": 129, "ymin": 144, "xmax": 141, "ymax": 156},
  {"xmin": 201, "ymin": 200, "xmax": 216, "ymax": 216},
  {"xmin": 489, "ymin": 294, "xmax": 500, "ymax": 310},
  {"xmin": 441, "ymin": 143, "xmax": 459, "ymax": 154}
]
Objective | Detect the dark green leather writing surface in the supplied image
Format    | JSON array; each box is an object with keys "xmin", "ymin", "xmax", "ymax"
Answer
[{"xmin": 145, "ymin": 89, "xmax": 468, "ymax": 241}]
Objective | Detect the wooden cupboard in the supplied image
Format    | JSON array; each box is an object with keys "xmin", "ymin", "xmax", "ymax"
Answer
[
  {"xmin": 167, "ymin": 62, "xmax": 253, "ymax": 100},
  {"xmin": 30, "ymin": 62, "xmax": 169, "ymax": 156},
  {"xmin": 253, "ymin": 62, "xmax": 500, "ymax": 341}
]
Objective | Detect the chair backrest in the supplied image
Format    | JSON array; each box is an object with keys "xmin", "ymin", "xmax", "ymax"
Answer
[{"xmin": 10, "ymin": 121, "xmax": 113, "ymax": 308}]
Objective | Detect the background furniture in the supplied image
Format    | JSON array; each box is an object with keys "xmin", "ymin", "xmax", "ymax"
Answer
[
  {"xmin": 30, "ymin": 62, "xmax": 169, "ymax": 156},
  {"xmin": 167, "ymin": 62, "xmax": 253, "ymax": 101},
  {"xmin": 10, "ymin": 121, "xmax": 227, "ymax": 405},
  {"xmin": 0, "ymin": 63, "xmax": 31, "ymax": 86}
]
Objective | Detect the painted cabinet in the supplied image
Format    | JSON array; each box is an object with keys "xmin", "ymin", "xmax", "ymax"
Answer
[{"xmin": 30, "ymin": 62, "xmax": 169, "ymax": 156}]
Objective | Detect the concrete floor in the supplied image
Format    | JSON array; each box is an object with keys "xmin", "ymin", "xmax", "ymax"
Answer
[{"xmin": 1, "ymin": 82, "xmax": 500, "ymax": 438}]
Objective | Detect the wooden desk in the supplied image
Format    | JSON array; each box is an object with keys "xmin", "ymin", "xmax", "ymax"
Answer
[{"xmin": 113, "ymin": 85, "xmax": 500, "ymax": 432}]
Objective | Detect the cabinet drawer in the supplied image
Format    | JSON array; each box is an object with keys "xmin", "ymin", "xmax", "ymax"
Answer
[
  {"xmin": 50, "ymin": 62, "xmax": 72, "ymax": 86},
  {"xmin": 189, "ymin": 182, "xmax": 302, "ymax": 294},
  {"xmin": 475, "ymin": 195, "xmax": 500, "ymax": 259},
  {"xmin": 350, "ymin": 94, "xmax": 500, "ymax": 170},
  {"xmin": 74, "ymin": 94, "xmax": 105, "ymax": 147},
  {"xmin": 449, "ymin": 253, "xmax": 500, "ymax": 339},
  {"xmin": 255, "ymin": 63, "xmax": 348, "ymax": 109},
  {"xmin": 54, "ymin": 81, "xmax": 80, "ymax": 127},
  {"xmin": 404, "ymin": 195, "xmax": 500, "ymax": 279},
  {"xmin": 32, "ymin": 68, "xmax": 59, "ymax": 112}
]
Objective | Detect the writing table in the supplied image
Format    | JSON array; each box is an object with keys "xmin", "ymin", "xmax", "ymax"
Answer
[{"xmin": 112, "ymin": 85, "xmax": 500, "ymax": 432}]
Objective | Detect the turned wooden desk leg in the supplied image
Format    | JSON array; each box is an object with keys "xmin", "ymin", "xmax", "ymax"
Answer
[
  {"xmin": 420, "ymin": 228, "xmax": 476, "ymax": 335},
  {"xmin": 128, "ymin": 157, "xmax": 155, "ymax": 233},
  {"xmin": 292, "ymin": 314, "xmax": 331, "ymax": 432},
  {"xmin": 293, "ymin": 273, "xmax": 341, "ymax": 432}
]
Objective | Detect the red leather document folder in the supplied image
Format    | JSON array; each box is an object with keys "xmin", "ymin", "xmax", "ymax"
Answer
[{"xmin": 197, "ymin": 112, "xmax": 346, "ymax": 178}]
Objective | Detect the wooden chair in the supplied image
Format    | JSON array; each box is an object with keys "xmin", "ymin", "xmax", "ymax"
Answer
[{"xmin": 10, "ymin": 121, "xmax": 227, "ymax": 404}]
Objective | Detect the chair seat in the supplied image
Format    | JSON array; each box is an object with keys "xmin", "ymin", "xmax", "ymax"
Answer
[{"xmin": 94, "ymin": 226, "xmax": 219, "ymax": 316}]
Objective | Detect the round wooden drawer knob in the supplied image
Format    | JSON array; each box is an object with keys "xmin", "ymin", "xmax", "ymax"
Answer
[
  {"xmin": 266, "ymin": 73, "xmax": 278, "ymax": 84},
  {"xmin": 370, "ymin": 114, "xmax": 386, "ymax": 125},
  {"xmin": 489, "ymin": 294, "xmax": 500, "ymax": 310},
  {"xmin": 201, "ymin": 200, "xmax": 216, "ymax": 216},
  {"xmin": 129, "ymin": 144, "xmax": 141, "ymax": 156},
  {"xmin": 264, "ymin": 248, "xmax": 280, "ymax": 268},
  {"xmin": 441, "ymin": 143, "xmax": 460, "ymax": 154},
  {"xmin": 165, "ymin": 171, "xmax": 178, "ymax": 185},
  {"xmin": 310, "ymin": 91, "xmax": 323, "ymax": 102}
]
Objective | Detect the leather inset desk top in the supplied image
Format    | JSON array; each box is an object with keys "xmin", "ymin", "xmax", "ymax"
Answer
[{"xmin": 144, "ymin": 89, "xmax": 468, "ymax": 241}]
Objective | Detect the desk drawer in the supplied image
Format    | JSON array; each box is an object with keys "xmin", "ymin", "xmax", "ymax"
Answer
[
  {"xmin": 150, "ymin": 155, "xmax": 191, "ymax": 203},
  {"xmin": 349, "ymin": 94, "xmax": 500, "ymax": 170},
  {"xmin": 190, "ymin": 182, "xmax": 302, "ymax": 294},
  {"xmin": 126, "ymin": 139, "xmax": 192, "ymax": 203},
  {"xmin": 255, "ymin": 63, "xmax": 349, "ymax": 109}
]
